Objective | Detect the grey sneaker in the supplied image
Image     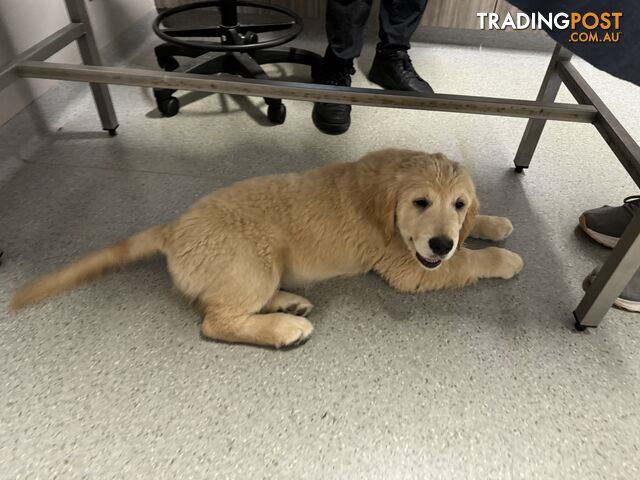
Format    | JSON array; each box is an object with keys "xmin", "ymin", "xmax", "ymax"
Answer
[
  {"xmin": 579, "ymin": 195, "xmax": 640, "ymax": 248},
  {"xmin": 586, "ymin": 267, "xmax": 640, "ymax": 312}
]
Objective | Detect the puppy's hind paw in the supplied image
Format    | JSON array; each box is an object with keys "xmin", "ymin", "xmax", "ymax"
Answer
[
  {"xmin": 272, "ymin": 315, "xmax": 314, "ymax": 348},
  {"xmin": 284, "ymin": 303, "xmax": 313, "ymax": 317},
  {"xmin": 263, "ymin": 291, "xmax": 314, "ymax": 317}
]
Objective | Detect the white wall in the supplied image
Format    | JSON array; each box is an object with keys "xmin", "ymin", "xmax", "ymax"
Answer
[{"xmin": 0, "ymin": 0, "xmax": 154, "ymax": 127}]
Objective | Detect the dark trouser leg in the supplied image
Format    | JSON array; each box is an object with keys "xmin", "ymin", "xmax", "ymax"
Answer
[
  {"xmin": 325, "ymin": 0, "xmax": 373, "ymax": 62},
  {"xmin": 367, "ymin": 0, "xmax": 433, "ymax": 93},
  {"xmin": 378, "ymin": 0, "xmax": 428, "ymax": 50},
  {"xmin": 315, "ymin": 0, "xmax": 370, "ymax": 135}
]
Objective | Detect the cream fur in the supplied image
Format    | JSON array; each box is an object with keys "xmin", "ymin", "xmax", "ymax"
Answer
[{"xmin": 11, "ymin": 149, "xmax": 523, "ymax": 348}]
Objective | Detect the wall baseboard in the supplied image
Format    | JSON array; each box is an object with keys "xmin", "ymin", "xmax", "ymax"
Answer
[{"xmin": 412, "ymin": 26, "xmax": 555, "ymax": 52}]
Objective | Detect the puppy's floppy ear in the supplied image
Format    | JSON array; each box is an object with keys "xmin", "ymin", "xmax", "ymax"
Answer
[
  {"xmin": 365, "ymin": 183, "xmax": 397, "ymax": 245},
  {"xmin": 356, "ymin": 151, "xmax": 399, "ymax": 244},
  {"xmin": 458, "ymin": 196, "xmax": 479, "ymax": 249}
]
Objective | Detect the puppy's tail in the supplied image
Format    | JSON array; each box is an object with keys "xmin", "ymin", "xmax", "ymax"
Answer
[{"xmin": 11, "ymin": 225, "xmax": 169, "ymax": 311}]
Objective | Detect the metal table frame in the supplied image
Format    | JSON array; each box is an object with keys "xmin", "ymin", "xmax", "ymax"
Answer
[{"xmin": 2, "ymin": 0, "xmax": 640, "ymax": 330}]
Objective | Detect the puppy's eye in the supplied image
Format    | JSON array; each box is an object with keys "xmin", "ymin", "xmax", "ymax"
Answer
[
  {"xmin": 455, "ymin": 199, "xmax": 466, "ymax": 210},
  {"xmin": 413, "ymin": 198, "xmax": 431, "ymax": 209}
]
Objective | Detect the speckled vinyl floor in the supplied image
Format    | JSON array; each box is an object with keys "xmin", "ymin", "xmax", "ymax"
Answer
[{"xmin": 1, "ymin": 19, "xmax": 640, "ymax": 480}]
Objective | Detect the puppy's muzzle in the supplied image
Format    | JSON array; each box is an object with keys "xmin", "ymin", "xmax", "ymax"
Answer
[{"xmin": 415, "ymin": 236, "xmax": 455, "ymax": 269}]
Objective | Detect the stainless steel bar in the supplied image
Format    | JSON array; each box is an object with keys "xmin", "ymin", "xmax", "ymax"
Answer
[
  {"xmin": 513, "ymin": 44, "xmax": 573, "ymax": 171},
  {"xmin": 15, "ymin": 61, "xmax": 598, "ymax": 123},
  {"xmin": 557, "ymin": 60, "xmax": 640, "ymax": 188},
  {"xmin": 574, "ymin": 209, "xmax": 640, "ymax": 329},
  {"xmin": 0, "ymin": 23, "xmax": 85, "ymax": 91},
  {"xmin": 64, "ymin": 0, "xmax": 119, "ymax": 133}
]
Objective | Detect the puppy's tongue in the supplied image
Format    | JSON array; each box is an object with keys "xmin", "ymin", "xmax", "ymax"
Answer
[{"xmin": 416, "ymin": 252, "xmax": 441, "ymax": 269}]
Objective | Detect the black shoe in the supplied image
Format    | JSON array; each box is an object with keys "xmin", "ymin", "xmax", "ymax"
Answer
[
  {"xmin": 311, "ymin": 55, "xmax": 355, "ymax": 135},
  {"xmin": 368, "ymin": 48, "xmax": 434, "ymax": 94}
]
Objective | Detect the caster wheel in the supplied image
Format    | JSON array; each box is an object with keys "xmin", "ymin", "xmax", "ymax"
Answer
[
  {"xmin": 158, "ymin": 96, "xmax": 180, "ymax": 117},
  {"xmin": 158, "ymin": 56, "xmax": 179, "ymax": 71},
  {"xmin": 243, "ymin": 31, "xmax": 258, "ymax": 44},
  {"xmin": 514, "ymin": 166, "xmax": 525, "ymax": 174},
  {"xmin": 267, "ymin": 104, "xmax": 286, "ymax": 125}
]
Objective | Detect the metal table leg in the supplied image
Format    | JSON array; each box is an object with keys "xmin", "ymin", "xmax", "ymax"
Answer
[
  {"xmin": 574, "ymin": 209, "xmax": 640, "ymax": 329},
  {"xmin": 513, "ymin": 44, "xmax": 572, "ymax": 172},
  {"xmin": 554, "ymin": 54, "xmax": 640, "ymax": 329},
  {"xmin": 64, "ymin": 0, "xmax": 119, "ymax": 135}
]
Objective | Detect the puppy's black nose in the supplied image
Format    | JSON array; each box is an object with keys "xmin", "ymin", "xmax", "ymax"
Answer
[{"xmin": 429, "ymin": 236, "xmax": 454, "ymax": 256}]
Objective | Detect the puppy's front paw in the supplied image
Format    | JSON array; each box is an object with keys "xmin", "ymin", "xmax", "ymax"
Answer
[
  {"xmin": 489, "ymin": 217, "xmax": 514, "ymax": 241},
  {"xmin": 472, "ymin": 215, "xmax": 514, "ymax": 241},
  {"xmin": 494, "ymin": 248, "xmax": 523, "ymax": 279}
]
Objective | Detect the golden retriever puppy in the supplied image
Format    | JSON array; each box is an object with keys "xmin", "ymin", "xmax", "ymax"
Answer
[{"xmin": 11, "ymin": 149, "xmax": 522, "ymax": 348}]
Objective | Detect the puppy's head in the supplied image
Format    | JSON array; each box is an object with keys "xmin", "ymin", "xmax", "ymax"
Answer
[{"xmin": 363, "ymin": 150, "xmax": 478, "ymax": 271}]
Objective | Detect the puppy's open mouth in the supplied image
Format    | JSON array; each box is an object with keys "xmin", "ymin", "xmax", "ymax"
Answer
[{"xmin": 416, "ymin": 252, "xmax": 442, "ymax": 269}]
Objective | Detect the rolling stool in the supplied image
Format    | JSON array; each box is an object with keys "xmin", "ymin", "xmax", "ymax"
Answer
[{"xmin": 152, "ymin": 0, "xmax": 322, "ymax": 124}]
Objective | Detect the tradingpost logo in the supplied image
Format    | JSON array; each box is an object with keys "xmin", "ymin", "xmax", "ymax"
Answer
[{"xmin": 478, "ymin": 11, "xmax": 623, "ymax": 43}]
